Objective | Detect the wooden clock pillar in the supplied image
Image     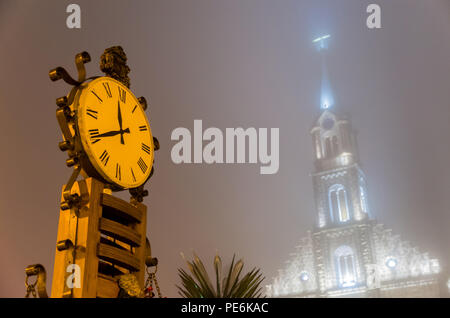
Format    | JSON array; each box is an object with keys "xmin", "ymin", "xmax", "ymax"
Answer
[
  {"xmin": 51, "ymin": 178, "xmax": 149, "ymax": 298},
  {"xmin": 38, "ymin": 46, "xmax": 159, "ymax": 298}
]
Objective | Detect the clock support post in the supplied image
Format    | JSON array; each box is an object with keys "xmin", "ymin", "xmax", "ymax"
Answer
[
  {"xmin": 23, "ymin": 46, "xmax": 160, "ymax": 298},
  {"xmin": 51, "ymin": 177, "xmax": 149, "ymax": 298}
]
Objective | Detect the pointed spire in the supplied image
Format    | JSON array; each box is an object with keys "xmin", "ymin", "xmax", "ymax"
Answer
[{"xmin": 313, "ymin": 35, "xmax": 333, "ymax": 110}]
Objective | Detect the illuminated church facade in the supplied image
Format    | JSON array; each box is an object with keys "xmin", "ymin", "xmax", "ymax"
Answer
[{"xmin": 266, "ymin": 36, "xmax": 441, "ymax": 298}]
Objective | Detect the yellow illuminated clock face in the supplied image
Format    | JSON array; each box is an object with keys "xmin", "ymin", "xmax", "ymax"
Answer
[{"xmin": 77, "ymin": 77, "xmax": 154, "ymax": 189}]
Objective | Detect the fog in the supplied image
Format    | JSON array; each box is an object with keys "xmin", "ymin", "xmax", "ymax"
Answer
[{"xmin": 0, "ymin": 0, "xmax": 449, "ymax": 297}]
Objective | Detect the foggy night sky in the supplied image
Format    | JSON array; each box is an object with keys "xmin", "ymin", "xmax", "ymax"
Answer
[{"xmin": 0, "ymin": 0, "xmax": 449, "ymax": 297}]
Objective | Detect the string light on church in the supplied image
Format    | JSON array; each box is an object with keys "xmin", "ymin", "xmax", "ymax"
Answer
[
  {"xmin": 386, "ymin": 257, "xmax": 398, "ymax": 269},
  {"xmin": 299, "ymin": 272, "xmax": 310, "ymax": 282}
]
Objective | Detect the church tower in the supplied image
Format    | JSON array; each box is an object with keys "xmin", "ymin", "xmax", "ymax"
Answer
[
  {"xmin": 310, "ymin": 108, "xmax": 377, "ymax": 294},
  {"xmin": 311, "ymin": 110, "xmax": 370, "ymax": 228},
  {"xmin": 310, "ymin": 34, "xmax": 370, "ymax": 229},
  {"xmin": 266, "ymin": 35, "xmax": 441, "ymax": 298},
  {"xmin": 309, "ymin": 35, "xmax": 375, "ymax": 294}
]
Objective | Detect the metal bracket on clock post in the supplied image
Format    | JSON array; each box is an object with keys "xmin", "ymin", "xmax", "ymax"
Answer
[
  {"xmin": 25, "ymin": 264, "xmax": 48, "ymax": 298},
  {"xmin": 49, "ymin": 51, "xmax": 91, "ymax": 85},
  {"xmin": 129, "ymin": 137, "xmax": 159, "ymax": 204},
  {"xmin": 129, "ymin": 185, "xmax": 149, "ymax": 205},
  {"xmin": 60, "ymin": 164, "xmax": 82, "ymax": 211},
  {"xmin": 49, "ymin": 51, "xmax": 92, "ymax": 211}
]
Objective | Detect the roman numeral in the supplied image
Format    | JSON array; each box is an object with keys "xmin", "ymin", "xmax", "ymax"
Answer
[
  {"xmin": 86, "ymin": 108, "xmax": 98, "ymax": 120},
  {"xmin": 89, "ymin": 129, "xmax": 101, "ymax": 144},
  {"xmin": 139, "ymin": 125, "xmax": 147, "ymax": 131},
  {"xmin": 137, "ymin": 157, "xmax": 148, "ymax": 173},
  {"xmin": 131, "ymin": 167, "xmax": 136, "ymax": 182},
  {"xmin": 132, "ymin": 105, "xmax": 138, "ymax": 113},
  {"xmin": 115, "ymin": 163, "xmax": 121, "ymax": 180},
  {"xmin": 118, "ymin": 86, "xmax": 126, "ymax": 103},
  {"xmin": 99, "ymin": 150, "xmax": 110, "ymax": 166},
  {"xmin": 142, "ymin": 143, "xmax": 151, "ymax": 155},
  {"xmin": 103, "ymin": 82, "xmax": 112, "ymax": 98},
  {"xmin": 91, "ymin": 90, "xmax": 103, "ymax": 103}
]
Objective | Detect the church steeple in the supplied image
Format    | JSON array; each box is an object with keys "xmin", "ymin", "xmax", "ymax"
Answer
[
  {"xmin": 311, "ymin": 35, "xmax": 358, "ymax": 172},
  {"xmin": 310, "ymin": 35, "xmax": 370, "ymax": 228}
]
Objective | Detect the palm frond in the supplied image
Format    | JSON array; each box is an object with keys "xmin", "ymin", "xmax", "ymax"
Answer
[
  {"xmin": 214, "ymin": 253, "xmax": 222, "ymax": 298},
  {"xmin": 224, "ymin": 258, "xmax": 244, "ymax": 297},
  {"xmin": 177, "ymin": 252, "xmax": 265, "ymax": 298},
  {"xmin": 193, "ymin": 252, "xmax": 216, "ymax": 295},
  {"xmin": 222, "ymin": 255, "xmax": 236, "ymax": 297}
]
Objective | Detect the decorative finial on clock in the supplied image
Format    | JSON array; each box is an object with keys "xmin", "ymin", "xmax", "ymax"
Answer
[{"xmin": 100, "ymin": 46, "xmax": 131, "ymax": 88}]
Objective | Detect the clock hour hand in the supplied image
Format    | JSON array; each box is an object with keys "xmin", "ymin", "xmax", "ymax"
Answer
[{"xmin": 118, "ymin": 101, "xmax": 125, "ymax": 144}]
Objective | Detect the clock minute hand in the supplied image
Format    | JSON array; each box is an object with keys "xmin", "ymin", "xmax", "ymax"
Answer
[
  {"xmin": 95, "ymin": 130, "xmax": 123, "ymax": 138},
  {"xmin": 95, "ymin": 129, "xmax": 131, "ymax": 139}
]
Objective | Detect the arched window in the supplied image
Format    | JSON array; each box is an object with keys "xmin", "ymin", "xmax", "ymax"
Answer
[
  {"xmin": 334, "ymin": 246, "xmax": 356, "ymax": 287},
  {"xmin": 324, "ymin": 137, "xmax": 333, "ymax": 158},
  {"xmin": 328, "ymin": 184, "xmax": 350, "ymax": 223},
  {"xmin": 360, "ymin": 185, "xmax": 368, "ymax": 214},
  {"xmin": 314, "ymin": 134, "xmax": 322, "ymax": 159},
  {"xmin": 324, "ymin": 135, "xmax": 339, "ymax": 158},
  {"xmin": 331, "ymin": 135, "xmax": 339, "ymax": 155}
]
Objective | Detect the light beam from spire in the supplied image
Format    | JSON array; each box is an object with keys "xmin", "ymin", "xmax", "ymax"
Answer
[{"xmin": 313, "ymin": 34, "xmax": 333, "ymax": 109}]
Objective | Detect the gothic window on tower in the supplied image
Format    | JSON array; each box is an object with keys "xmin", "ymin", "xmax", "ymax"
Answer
[
  {"xmin": 334, "ymin": 245, "xmax": 357, "ymax": 288},
  {"xmin": 360, "ymin": 185, "xmax": 368, "ymax": 215},
  {"xmin": 324, "ymin": 135, "xmax": 339, "ymax": 158},
  {"xmin": 328, "ymin": 184, "xmax": 350, "ymax": 223},
  {"xmin": 315, "ymin": 135, "xmax": 322, "ymax": 159},
  {"xmin": 324, "ymin": 137, "xmax": 333, "ymax": 158},
  {"xmin": 331, "ymin": 135, "xmax": 339, "ymax": 155}
]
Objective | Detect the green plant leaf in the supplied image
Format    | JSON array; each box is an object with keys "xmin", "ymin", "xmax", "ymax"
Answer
[
  {"xmin": 214, "ymin": 253, "xmax": 222, "ymax": 298},
  {"xmin": 177, "ymin": 252, "xmax": 265, "ymax": 298}
]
